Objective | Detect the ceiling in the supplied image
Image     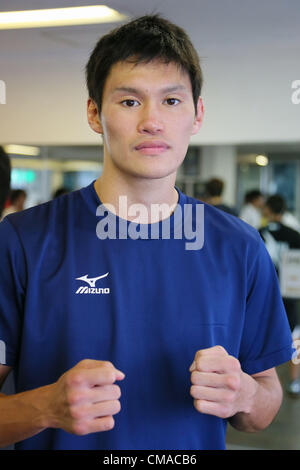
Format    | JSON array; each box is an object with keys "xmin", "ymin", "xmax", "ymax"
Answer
[
  {"xmin": 1, "ymin": 0, "xmax": 300, "ymax": 147},
  {"xmin": 2, "ymin": 0, "xmax": 300, "ymax": 55}
]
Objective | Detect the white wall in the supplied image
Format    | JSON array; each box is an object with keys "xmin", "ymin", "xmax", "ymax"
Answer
[
  {"xmin": 1, "ymin": 0, "xmax": 300, "ymax": 146},
  {"xmin": 1, "ymin": 51, "xmax": 299, "ymax": 146}
]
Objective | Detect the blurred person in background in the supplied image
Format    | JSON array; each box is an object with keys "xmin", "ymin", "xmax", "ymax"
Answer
[
  {"xmin": 0, "ymin": 146, "xmax": 11, "ymax": 219},
  {"xmin": 52, "ymin": 187, "xmax": 70, "ymax": 199},
  {"xmin": 1, "ymin": 189, "xmax": 27, "ymax": 219},
  {"xmin": 240, "ymin": 189, "xmax": 265, "ymax": 229},
  {"xmin": 202, "ymin": 177, "xmax": 238, "ymax": 216},
  {"xmin": 259, "ymin": 194, "xmax": 300, "ymax": 396},
  {"xmin": 282, "ymin": 210, "xmax": 300, "ymax": 234}
]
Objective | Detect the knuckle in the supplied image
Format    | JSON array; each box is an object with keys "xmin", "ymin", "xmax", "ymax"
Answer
[
  {"xmin": 106, "ymin": 370, "xmax": 116, "ymax": 383},
  {"xmin": 111, "ymin": 400, "xmax": 121, "ymax": 414},
  {"xmin": 194, "ymin": 399, "xmax": 202, "ymax": 413},
  {"xmin": 103, "ymin": 416, "xmax": 115, "ymax": 431},
  {"xmin": 218, "ymin": 405, "xmax": 231, "ymax": 419},
  {"xmin": 69, "ymin": 404, "xmax": 85, "ymax": 420},
  {"xmin": 229, "ymin": 356, "xmax": 241, "ymax": 371},
  {"xmin": 66, "ymin": 371, "xmax": 83, "ymax": 388},
  {"xmin": 103, "ymin": 361, "xmax": 114, "ymax": 369},
  {"xmin": 72, "ymin": 420, "xmax": 89, "ymax": 436},
  {"xmin": 214, "ymin": 345, "xmax": 227, "ymax": 354},
  {"xmin": 105, "ymin": 384, "xmax": 121, "ymax": 399},
  {"xmin": 190, "ymin": 371, "xmax": 199, "ymax": 384},
  {"xmin": 194, "ymin": 350, "xmax": 201, "ymax": 361},
  {"xmin": 76, "ymin": 359, "xmax": 95, "ymax": 369},
  {"xmin": 77, "ymin": 359, "xmax": 89, "ymax": 366},
  {"xmin": 190, "ymin": 385, "xmax": 202, "ymax": 399},
  {"xmin": 113, "ymin": 385, "xmax": 121, "ymax": 399},
  {"xmin": 226, "ymin": 373, "xmax": 240, "ymax": 390},
  {"xmin": 67, "ymin": 389, "xmax": 85, "ymax": 405}
]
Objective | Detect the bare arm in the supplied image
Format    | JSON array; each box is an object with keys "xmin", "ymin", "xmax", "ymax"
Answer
[
  {"xmin": 0, "ymin": 368, "xmax": 52, "ymax": 448},
  {"xmin": 0, "ymin": 360, "xmax": 124, "ymax": 448},
  {"xmin": 190, "ymin": 346, "xmax": 283, "ymax": 433},
  {"xmin": 228, "ymin": 367, "xmax": 283, "ymax": 432}
]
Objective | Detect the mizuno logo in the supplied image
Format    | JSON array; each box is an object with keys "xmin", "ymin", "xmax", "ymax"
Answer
[
  {"xmin": 76, "ymin": 273, "xmax": 109, "ymax": 287},
  {"xmin": 75, "ymin": 272, "xmax": 110, "ymax": 295}
]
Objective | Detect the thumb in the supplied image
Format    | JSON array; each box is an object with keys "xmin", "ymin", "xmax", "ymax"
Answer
[{"xmin": 115, "ymin": 369, "xmax": 126, "ymax": 381}]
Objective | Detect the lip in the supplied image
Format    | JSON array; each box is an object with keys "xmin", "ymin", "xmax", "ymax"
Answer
[
  {"xmin": 134, "ymin": 141, "xmax": 170, "ymax": 155},
  {"xmin": 134, "ymin": 141, "xmax": 170, "ymax": 150}
]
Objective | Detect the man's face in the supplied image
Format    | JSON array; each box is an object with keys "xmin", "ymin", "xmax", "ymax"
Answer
[
  {"xmin": 263, "ymin": 205, "xmax": 273, "ymax": 221},
  {"xmin": 253, "ymin": 196, "xmax": 265, "ymax": 209},
  {"xmin": 88, "ymin": 59, "xmax": 203, "ymax": 181}
]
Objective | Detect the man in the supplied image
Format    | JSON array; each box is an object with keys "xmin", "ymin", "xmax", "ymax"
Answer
[
  {"xmin": 259, "ymin": 195, "xmax": 300, "ymax": 396},
  {"xmin": 240, "ymin": 189, "xmax": 264, "ymax": 229},
  {"xmin": 52, "ymin": 187, "xmax": 69, "ymax": 199},
  {"xmin": 0, "ymin": 15, "xmax": 294, "ymax": 450},
  {"xmin": 1, "ymin": 189, "xmax": 27, "ymax": 219},
  {"xmin": 202, "ymin": 177, "xmax": 238, "ymax": 216}
]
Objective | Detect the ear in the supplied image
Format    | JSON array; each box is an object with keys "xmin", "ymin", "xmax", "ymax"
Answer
[
  {"xmin": 191, "ymin": 96, "xmax": 204, "ymax": 135},
  {"xmin": 87, "ymin": 98, "xmax": 103, "ymax": 134}
]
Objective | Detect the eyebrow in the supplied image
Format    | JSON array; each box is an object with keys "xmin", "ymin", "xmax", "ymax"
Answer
[{"xmin": 112, "ymin": 85, "xmax": 189, "ymax": 95}]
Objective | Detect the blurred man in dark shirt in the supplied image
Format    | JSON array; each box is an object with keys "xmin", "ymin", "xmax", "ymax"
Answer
[
  {"xmin": 203, "ymin": 178, "xmax": 238, "ymax": 216},
  {"xmin": 259, "ymin": 194, "xmax": 300, "ymax": 396}
]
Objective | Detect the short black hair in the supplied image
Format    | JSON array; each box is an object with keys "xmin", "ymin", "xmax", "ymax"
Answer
[
  {"xmin": 244, "ymin": 189, "xmax": 263, "ymax": 204},
  {"xmin": 265, "ymin": 194, "xmax": 287, "ymax": 215},
  {"xmin": 86, "ymin": 14, "xmax": 203, "ymax": 115},
  {"xmin": 204, "ymin": 178, "xmax": 224, "ymax": 197},
  {"xmin": 52, "ymin": 187, "xmax": 69, "ymax": 199},
  {"xmin": 9, "ymin": 189, "xmax": 26, "ymax": 204},
  {"xmin": 0, "ymin": 146, "xmax": 11, "ymax": 217}
]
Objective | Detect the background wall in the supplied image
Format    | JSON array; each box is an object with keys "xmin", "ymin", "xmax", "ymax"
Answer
[{"xmin": 0, "ymin": 0, "xmax": 300, "ymax": 146}]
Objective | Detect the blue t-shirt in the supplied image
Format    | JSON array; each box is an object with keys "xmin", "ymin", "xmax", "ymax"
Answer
[{"xmin": 0, "ymin": 182, "xmax": 293, "ymax": 450}]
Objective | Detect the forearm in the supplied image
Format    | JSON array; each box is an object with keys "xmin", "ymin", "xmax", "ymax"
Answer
[
  {"xmin": 0, "ymin": 385, "xmax": 54, "ymax": 448},
  {"xmin": 228, "ymin": 372, "xmax": 283, "ymax": 432}
]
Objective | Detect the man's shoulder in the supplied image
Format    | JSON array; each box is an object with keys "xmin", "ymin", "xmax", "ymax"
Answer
[
  {"xmin": 185, "ymin": 193, "xmax": 261, "ymax": 246},
  {"xmin": 277, "ymin": 223, "xmax": 300, "ymax": 247},
  {"xmin": 214, "ymin": 203, "xmax": 238, "ymax": 217},
  {"xmin": 263, "ymin": 222, "xmax": 300, "ymax": 238},
  {"xmin": 1, "ymin": 188, "xmax": 83, "ymax": 238}
]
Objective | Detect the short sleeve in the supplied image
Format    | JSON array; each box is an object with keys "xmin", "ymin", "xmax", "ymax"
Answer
[
  {"xmin": 239, "ymin": 237, "xmax": 294, "ymax": 375},
  {"xmin": 0, "ymin": 217, "xmax": 26, "ymax": 367}
]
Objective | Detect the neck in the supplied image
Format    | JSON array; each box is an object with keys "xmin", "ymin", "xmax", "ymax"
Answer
[
  {"xmin": 208, "ymin": 196, "xmax": 222, "ymax": 205},
  {"xmin": 94, "ymin": 160, "xmax": 179, "ymax": 224}
]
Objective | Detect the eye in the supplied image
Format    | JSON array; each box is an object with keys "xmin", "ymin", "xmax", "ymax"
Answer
[
  {"xmin": 121, "ymin": 99, "xmax": 140, "ymax": 107},
  {"xmin": 165, "ymin": 98, "xmax": 181, "ymax": 106}
]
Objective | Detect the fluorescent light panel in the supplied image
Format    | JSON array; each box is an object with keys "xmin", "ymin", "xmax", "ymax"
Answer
[
  {"xmin": 0, "ymin": 6, "xmax": 126, "ymax": 30},
  {"xmin": 4, "ymin": 144, "xmax": 40, "ymax": 156}
]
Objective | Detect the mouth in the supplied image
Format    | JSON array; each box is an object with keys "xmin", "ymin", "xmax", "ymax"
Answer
[{"xmin": 134, "ymin": 141, "xmax": 170, "ymax": 155}]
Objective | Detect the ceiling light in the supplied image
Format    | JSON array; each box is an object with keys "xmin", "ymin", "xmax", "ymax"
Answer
[
  {"xmin": 0, "ymin": 6, "xmax": 127, "ymax": 30},
  {"xmin": 4, "ymin": 144, "xmax": 40, "ymax": 156},
  {"xmin": 256, "ymin": 155, "xmax": 269, "ymax": 166}
]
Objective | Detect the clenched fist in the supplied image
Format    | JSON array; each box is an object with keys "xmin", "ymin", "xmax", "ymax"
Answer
[
  {"xmin": 189, "ymin": 345, "xmax": 254, "ymax": 419},
  {"xmin": 46, "ymin": 359, "xmax": 125, "ymax": 435}
]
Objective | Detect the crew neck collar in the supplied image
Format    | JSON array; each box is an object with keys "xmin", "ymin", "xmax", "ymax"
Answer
[{"xmin": 80, "ymin": 180, "xmax": 188, "ymax": 240}]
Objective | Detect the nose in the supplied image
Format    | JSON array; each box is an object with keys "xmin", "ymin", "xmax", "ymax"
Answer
[{"xmin": 137, "ymin": 103, "xmax": 164, "ymax": 135}]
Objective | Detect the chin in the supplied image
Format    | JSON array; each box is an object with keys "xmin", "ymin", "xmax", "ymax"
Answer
[{"xmin": 129, "ymin": 163, "xmax": 180, "ymax": 180}]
